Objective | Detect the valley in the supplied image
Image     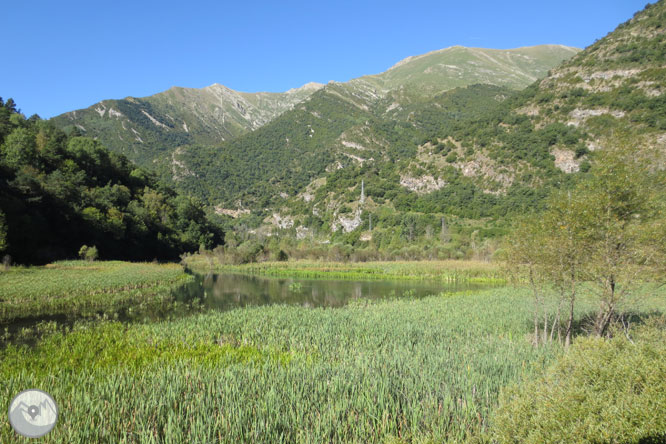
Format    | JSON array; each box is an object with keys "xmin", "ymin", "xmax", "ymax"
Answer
[{"xmin": 1, "ymin": 1, "xmax": 666, "ymax": 442}]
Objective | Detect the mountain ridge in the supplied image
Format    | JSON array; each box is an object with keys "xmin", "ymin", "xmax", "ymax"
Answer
[
  {"xmin": 159, "ymin": 1, "xmax": 665, "ymax": 247},
  {"xmin": 51, "ymin": 81, "xmax": 325, "ymax": 164},
  {"xmin": 52, "ymin": 44, "xmax": 579, "ymax": 167}
]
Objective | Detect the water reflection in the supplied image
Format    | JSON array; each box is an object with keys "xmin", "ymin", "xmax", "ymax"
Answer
[
  {"xmin": 1, "ymin": 272, "xmax": 494, "ymax": 347},
  {"xmin": 173, "ymin": 272, "xmax": 489, "ymax": 311}
]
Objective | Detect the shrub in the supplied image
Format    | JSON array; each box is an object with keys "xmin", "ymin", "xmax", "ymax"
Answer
[
  {"xmin": 78, "ymin": 245, "xmax": 99, "ymax": 262},
  {"xmin": 277, "ymin": 250, "xmax": 289, "ymax": 262},
  {"xmin": 491, "ymin": 318, "xmax": 666, "ymax": 444},
  {"xmin": 236, "ymin": 241, "xmax": 264, "ymax": 264},
  {"xmin": 574, "ymin": 143, "xmax": 590, "ymax": 158}
]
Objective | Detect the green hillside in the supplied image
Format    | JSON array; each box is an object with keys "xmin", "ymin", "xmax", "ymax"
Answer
[
  {"xmin": 434, "ymin": 0, "xmax": 666, "ymax": 191},
  {"xmin": 0, "ymin": 99, "xmax": 222, "ymax": 264},
  {"xmin": 51, "ymin": 45, "xmax": 577, "ymax": 171},
  {"xmin": 51, "ymin": 82, "xmax": 323, "ymax": 166},
  {"xmin": 361, "ymin": 45, "xmax": 579, "ymax": 97},
  {"xmin": 46, "ymin": 0, "xmax": 666, "ymax": 260}
]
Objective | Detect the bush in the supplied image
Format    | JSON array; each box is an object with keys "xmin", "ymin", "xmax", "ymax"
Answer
[
  {"xmin": 574, "ymin": 143, "xmax": 590, "ymax": 158},
  {"xmin": 236, "ymin": 241, "xmax": 264, "ymax": 264},
  {"xmin": 78, "ymin": 245, "xmax": 99, "ymax": 262},
  {"xmin": 491, "ymin": 318, "xmax": 666, "ymax": 444}
]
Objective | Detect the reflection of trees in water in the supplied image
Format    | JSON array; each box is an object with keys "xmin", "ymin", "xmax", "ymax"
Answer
[
  {"xmin": 173, "ymin": 273, "xmax": 489, "ymax": 312},
  {"xmin": 352, "ymin": 283, "xmax": 363, "ymax": 300},
  {"xmin": 204, "ymin": 275, "xmax": 353, "ymax": 309}
]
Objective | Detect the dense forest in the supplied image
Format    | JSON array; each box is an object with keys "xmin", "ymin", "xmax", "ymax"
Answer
[{"xmin": 0, "ymin": 98, "xmax": 223, "ymax": 264}]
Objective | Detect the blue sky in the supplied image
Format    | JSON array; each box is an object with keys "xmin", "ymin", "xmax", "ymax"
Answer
[{"xmin": 2, "ymin": 0, "xmax": 650, "ymax": 118}]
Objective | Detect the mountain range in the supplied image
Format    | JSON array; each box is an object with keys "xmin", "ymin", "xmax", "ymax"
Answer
[
  {"xmin": 49, "ymin": 0, "xmax": 666, "ymax": 245},
  {"xmin": 52, "ymin": 81, "xmax": 324, "ymax": 164},
  {"xmin": 52, "ymin": 45, "xmax": 578, "ymax": 167}
]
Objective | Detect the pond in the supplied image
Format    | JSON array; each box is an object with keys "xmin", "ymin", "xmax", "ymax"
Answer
[
  {"xmin": 1, "ymin": 272, "xmax": 496, "ymax": 346},
  {"xmin": 172, "ymin": 272, "xmax": 492, "ymax": 311}
]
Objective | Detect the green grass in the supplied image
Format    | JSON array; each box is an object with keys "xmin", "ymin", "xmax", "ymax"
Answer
[
  {"xmin": 0, "ymin": 261, "xmax": 192, "ymax": 324},
  {"xmin": 4, "ymin": 285, "xmax": 664, "ymax": 443},
  {"xmin": 491, "ymin": 319, "xmax": 666, "ymax": 443},
  {"xmin": 185, "ymin": 257, "xmax": 506, "ymax": 284},
  {"xmin": 1, "ymin": 261, "xmax": 664, "ymax": 443}
]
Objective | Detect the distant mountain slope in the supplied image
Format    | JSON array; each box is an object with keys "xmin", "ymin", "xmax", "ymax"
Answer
[
  {"xmin": 169, "ymin": 1, "xmax": 666, "ymax": 241},
  {"xmin": 439, "ymin": 0, "xmax": 666, "ymax": 185},
  {"xmin": 163, "ymin": 45, "xmax": 578, "ymax": 210},
  {"xmin": 51, "ymin": 82, "xmax": 323, "ymax": 165},
  {"xmin": 361, "ymin": 45, "xmax": 579, "ymax": 96},
  {"xmin": 315, "ymin": 45, "xmax": 579, "ymax": 118},
  {"xmin": 51, "ymin": 45, "xmax": 577, "ymax": 169}
]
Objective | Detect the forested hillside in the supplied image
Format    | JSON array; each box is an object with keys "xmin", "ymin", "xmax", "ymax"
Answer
[
  {"xmin": 0, "ymin": 99, "xmax": 222, "ymax": 264},
  {"xmin": 193, "ymin": 1, "xmax": 665, "ymax": 261},
  {"xmin": 437, "ymin": 0, "xmax": 666, "ymax": 181},
  {"xmin": 43, "ymin": 1, "xmax": 666, "ymax": 262}
]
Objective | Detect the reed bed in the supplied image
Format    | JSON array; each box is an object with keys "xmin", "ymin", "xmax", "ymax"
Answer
[
  {"xmin": 186, "ymin": 258, "xmax": 506, "ymax": 284},
  {"xmin": 0, "ymin": 287, "xmax": 594, "ymax": 443},
  {"xmin": 0, "ymin": 261, "xmax": 191, "ymax": 323},
  {"xmin": 2, "ymin": 264, "xmax": 663, "ymax": 443}
]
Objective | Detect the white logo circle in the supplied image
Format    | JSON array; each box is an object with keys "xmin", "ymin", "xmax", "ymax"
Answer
[{"xmin": 8, "ymin": 389, "xmax": 58, "ymax": 438}]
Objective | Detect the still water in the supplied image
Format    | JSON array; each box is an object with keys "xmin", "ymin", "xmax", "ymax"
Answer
[
  {"xmin": 1, "ymin": 272, "xmax": 493, "ymax": 346},
  {"xmin": 172, "ymin": 272, "xmax": 490, "ymax": 311}
]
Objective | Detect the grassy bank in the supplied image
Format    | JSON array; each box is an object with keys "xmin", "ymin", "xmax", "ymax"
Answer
[
  {"xmin": 0, "ymin": 287, "xmax": 547, "ymax": 443},
  {"xmin": 2, "ymin": 261, "xmax": 664, "ymax": 442},
  {"xmin": 0, "ymin": 261, "xmax": 192, "ymax": 325},
  {"xmin": 185, "ymin": 256, "xmax": 505, "ymax": 283},
  {"xmin": 4, "ymin": 285, "xmax": 664, "ymax": 443}
]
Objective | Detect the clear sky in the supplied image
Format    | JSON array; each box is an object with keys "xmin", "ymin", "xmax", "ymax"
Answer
[{"xmin": 1, "ymin": 0, "xmax": 651, "ymax": 118}]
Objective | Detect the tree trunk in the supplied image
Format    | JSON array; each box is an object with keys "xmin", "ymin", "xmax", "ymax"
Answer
[
  {"xmin": 595, "ymin": 274, "xmax": 617, "ymax": 337},
  {"xmin": 565, "ymin": 271, "xmax": 576, "ymax": 347},
  {"xmin": 565, "ymin": 297, "xmax": 574, "ymax": 347},
  {"xmin": 529, "ymin": 267, "xmax": 540, "ymax": 347},
  {"xmin": 595, "ymin": 301, "xmax": 615, "ymax": 337},
  {"xmin": 543, "ymin": 306, "xmax": 549, "ymax": 344},
  {"xmin": 550, "ymin": 299, "xmax": 561, "ymax": 342}
]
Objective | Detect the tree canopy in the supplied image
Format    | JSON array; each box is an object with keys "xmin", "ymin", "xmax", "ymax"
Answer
[{"xmin": 0, "ymin": 97, "xmax": 223, "ymax": 264}]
